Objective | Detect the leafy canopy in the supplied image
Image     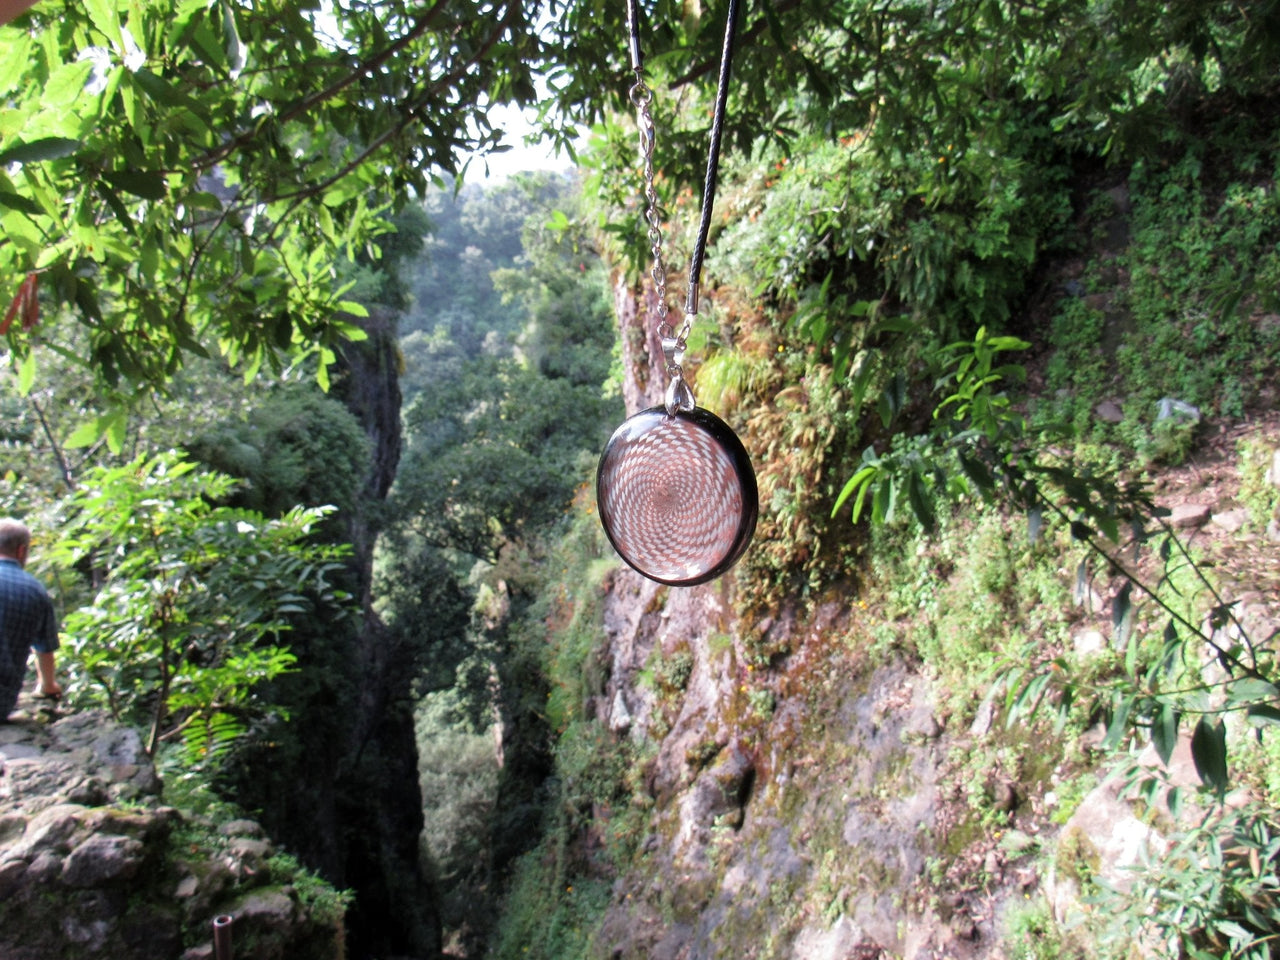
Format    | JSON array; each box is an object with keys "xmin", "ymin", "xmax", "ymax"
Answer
[
  {"xmin": 0, "ymin": 0, "xmax": 541, "ymax": 393},
  {"xmin": 3, "ymin": 0, "xmax": 1278, "ymax": 405}
]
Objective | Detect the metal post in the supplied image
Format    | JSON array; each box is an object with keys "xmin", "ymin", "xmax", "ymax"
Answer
[{"xmin": 213, "ymin": 914, "xmax": 233, "ymax": 960}]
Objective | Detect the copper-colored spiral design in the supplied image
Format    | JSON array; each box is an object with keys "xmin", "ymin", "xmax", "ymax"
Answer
[{"xmin": 597, "ymin": 407, "xmax": 757, "ymax": 586}]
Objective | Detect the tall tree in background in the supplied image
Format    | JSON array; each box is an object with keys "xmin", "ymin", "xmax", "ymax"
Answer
[{"xmin": 392, "ymin": 173, "xmax": 617, "ymax": 567}]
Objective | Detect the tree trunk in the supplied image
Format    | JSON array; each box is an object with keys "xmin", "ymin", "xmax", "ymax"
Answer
[{"xmin": 229, "ymin": 308, "xmax": 442, "ymax": 959}]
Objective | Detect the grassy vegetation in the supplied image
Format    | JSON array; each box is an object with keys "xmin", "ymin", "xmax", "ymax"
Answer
[{"xmin": 1036, "ymin": 154, "xmax": 1280, "ymax": 460}]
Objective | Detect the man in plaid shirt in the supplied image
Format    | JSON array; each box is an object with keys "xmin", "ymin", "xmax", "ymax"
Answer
[{"xmin": 0, "ymin": 518, "xmax": 62, "ymax": 717}]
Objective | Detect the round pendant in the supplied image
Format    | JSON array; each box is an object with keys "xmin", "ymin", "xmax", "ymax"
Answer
[{"xmin": 597, "ymin": 406, "xmax": 757, "ymax": 586}]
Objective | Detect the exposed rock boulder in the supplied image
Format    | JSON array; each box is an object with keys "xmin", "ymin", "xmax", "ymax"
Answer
[
  {"xmin": 0, "ymin": 699, "xmax": 344, "ymax": 960},
  {"xmin": 1169, "ymin": 502, "xmax": 1212, "ymax": 529},
  {"xmin": 1046, "ymin": 734, "xmax": 1203, "ymax": 926},
  {"xmin": 1094, "ymin": 400, "xmax": 1124, "ymax": 423}
]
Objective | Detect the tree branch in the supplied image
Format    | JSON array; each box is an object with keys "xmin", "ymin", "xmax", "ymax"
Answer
[
  {"xmin": 190, "ymin": 0, "xmax": 453, "ymax": 173},
  {"xmin": 248, "ymin": 2, "xmax": 522, "ymax": 243},
  {"xmin": 28, "ymin": 397, "xmax": 76, "ymax": 490},
  {"xmin": 671, "ymin": 0, "xmax": 806, "ymax": 88}
]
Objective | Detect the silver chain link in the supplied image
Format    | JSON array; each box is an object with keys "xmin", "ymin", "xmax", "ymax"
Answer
[{"xmin": 631, "ymin": 76, "xmax": 695, "ymax": 415}]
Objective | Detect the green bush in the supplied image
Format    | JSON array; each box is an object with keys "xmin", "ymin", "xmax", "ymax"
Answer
[
  {"xmin": 43, "ymin": 453, "xmax": 349, "ymax": 764},
  {"xmin": 1096, "ymin": 805, "xmax": 1280, "ymax": 960}
]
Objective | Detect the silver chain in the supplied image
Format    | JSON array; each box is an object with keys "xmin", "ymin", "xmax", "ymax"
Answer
[{"xmin": 630, "ymin": 76, "xmax": 695, "ymax": 415}]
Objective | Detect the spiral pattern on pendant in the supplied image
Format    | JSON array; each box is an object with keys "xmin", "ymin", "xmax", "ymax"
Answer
[{"xmin": 597, "ymin": 406, "xmax": 757, "ymax": 586}]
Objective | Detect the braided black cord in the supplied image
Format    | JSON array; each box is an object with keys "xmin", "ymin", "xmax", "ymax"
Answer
[
  {"xmin": 686, "ymin": 0, "xmax": 742, "ymax": 315},
  {"xmin": 626, "ymin": 0, "xmax": 644, "ymax": 73},
  {"xmin": 624, "ymin": 0, "xmax": 744, "ymax": 317}
]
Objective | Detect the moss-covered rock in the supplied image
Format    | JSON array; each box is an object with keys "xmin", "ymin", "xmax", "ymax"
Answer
[{"xmin": 0, "ymin": 701, "xmax": 346, "ymax": 960}]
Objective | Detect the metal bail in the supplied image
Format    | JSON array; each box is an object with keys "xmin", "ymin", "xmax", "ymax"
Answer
[
  {"xmin": 665, "ymin": 374, "xmax": 695, "ymax": 416},
  {"xmin": 661, "ymin": 336, "xmax": 686, "ymax": 369}
]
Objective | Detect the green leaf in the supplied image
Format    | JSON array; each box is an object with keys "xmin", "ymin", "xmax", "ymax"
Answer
[
  {"xmin": 1246, "ymin": 704, "xmax": 1280, "ymax": 727},
  {"xmin": 188, "ymin": 18, "xmax": 228, "ymax": 71},
  {"xmin": 849, "ymin": 473, "xmax": 876, "ymax": 524},
  {"xmin": 1152, "ymin": 702, "xmax": 1179, "ymax": 766},
  {"xmin": 75, "ymin": 278, "xmax": 102, "ymax": 323},
  {"xmin": 1157, "ymin": 619, "xmax": 1184, "ymax": 675},
  {"xmin": 1215, "ymin": 920, "xmax": 1253, "ymax": 942},
  {"xmin": 873, "ymin": 316, "xmax": 917, "ymax": 335},
  {"xmin": 1001, "ymin": 666, "xmax": 1027, "ymax": 712},
  {"xmin": 1190, "ymin": 717, "xmax": 1229, "ymax": 793},
  {"xmin": 0, "ymin": 190, "xmax": 43, "ymax": 216},
  {"xmin": 335, "ymin": 300, "xmax": 369, "ymax": 318},
  {"xmin": 831, "ymin": 329, "xmax": 853, "ymax": 382},
  {"xmin": 187, "ymin": 191, "xmax": 223, "ymax": 211},
  {"xmin": 876, "ymin": 390, "xmax": 893, "ymax": 429},
  {"xmin": 1116, "ymin": 583, "xmax": 1136, "ymax": 660},
  {"xmin": 1009, "ymin": 671, "xmax": 1053, "ymax": 726},
  {"xmin": 906, "ymin": 469, "xmax": 935, "ymax": 532},
  {"xmin": 832, "ymin": 465, "xmax": 877, "ymax": 517},
  {"xmin": 103, "ymin": 170, "xmax": 166, "ymax": 201},
  {"xmin": 65, "ymin": 418, "xmax": 104, "ymax": 449},
  {"xmin": 872, "ymin": 475, "xmax": 897, "ymax": 525},
  {"xmin": 957, "ymin": 452, "xmax": 994, "ymax": 494},
  {"xmin": 0, "ymin": 137, "xmax": 82, "ymax": 165},
  {"xmin": 1101, "ymin": 694, "xmax": 1134, "ymax": 751},
  {"xmin": 84, "ymin": 0, "xmax": 125, "ymax": 48},
  {"xmin": 1096, "ymin": 512, "xmax": 1120, "ymax": 544},
  {"xmin": 41, "ymin": 61, "xmax": 95, "ymax": 109},
  {"xmin": 131, "ymin": 69, "xmax": 201, "ymax": 112},
  {"xmin": 95, "ymin": 183, "xmax": 137, "ymax": 236},
  {"xmin": 848, "ymin": 350, "xmax": 876, "ymax": 409},
  {"xmin": 16, "ymin": 350, "xmax": 35, "ymax": 396},
  {"xmin": 1053, "ymin": 685, "xmax": 1075, "ymax": 735},
  {"xmin": 1073, "ymin": 558, "xmax": 1089, "ymax": 606},
  {"xmin": 985, "ymin": 335, "xmax": 1031, "ymax": 352},
  {"xmin": 222, "ymin": 1, "xmax": 244, "ymax": 72},
  {"xmin": 1227, "ymin": 678, "xmax": 1280, "ymax": 704},
  {"xmin": 1112, "ymin": 581, "xmax": 1133, "ymax": 647},
  {"xmin": 104, "ymin": 409, "xmax": 128, "ymax": 455}
]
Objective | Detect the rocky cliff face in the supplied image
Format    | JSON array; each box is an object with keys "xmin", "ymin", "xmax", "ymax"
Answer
[
  {"xmin": 579, "ymin": 499, "xmax": 1280, "ymax": 958},
  {"xmin": 532, "ymin": 287, "xmax": 1280, "ymax": 959},
  {"xmin": 588, "ymin": 576, "xmax": 989, "ymax": 958},
  {"xmin": 0, "ymin": 696, "xmax": 342, "ymax": 960}
]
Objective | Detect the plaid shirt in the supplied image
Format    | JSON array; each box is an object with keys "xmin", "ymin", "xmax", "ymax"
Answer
[{"xmin": 0, "ymin": 557, "xmax": 59, "ymax": 717}]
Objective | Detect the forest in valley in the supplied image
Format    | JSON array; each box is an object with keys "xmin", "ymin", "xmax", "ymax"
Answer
[{"xmin": 1, "ymin": 0, "xmax": 1280, "ymax": 957}]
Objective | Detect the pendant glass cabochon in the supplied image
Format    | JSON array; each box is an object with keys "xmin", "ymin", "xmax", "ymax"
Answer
[{"xmin": 597, "ymin": 406, "xmax": 758, "ymax": 586}]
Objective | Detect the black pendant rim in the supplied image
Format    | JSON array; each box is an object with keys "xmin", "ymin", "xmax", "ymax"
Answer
[{"xmin": 596, "ymin": 405, "xmax": 758, "ymax": 587}]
